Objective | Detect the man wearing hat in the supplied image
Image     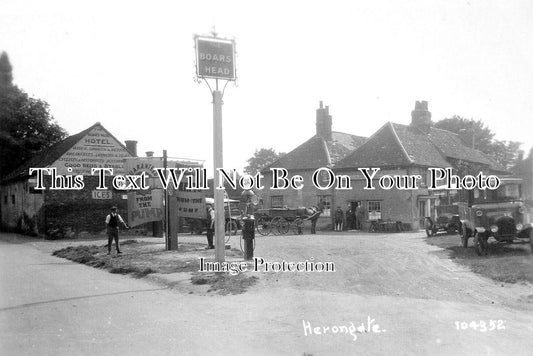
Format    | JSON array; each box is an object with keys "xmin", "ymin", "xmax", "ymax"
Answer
[
  {"xmin": 205, "ymin": 203, "xmax": 215, "ymax": 249},
  {"xmin": 105, "ymin": 206, "xmax": 129, "ymax": 254}
]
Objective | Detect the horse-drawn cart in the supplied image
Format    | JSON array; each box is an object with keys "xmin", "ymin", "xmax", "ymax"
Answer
[{"xmin": 255, "ymin": 207, "xmax": 311, "ymax": 236}]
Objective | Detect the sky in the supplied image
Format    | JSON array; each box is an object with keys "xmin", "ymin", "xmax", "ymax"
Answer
[{"xmin": 1, "ymin": 0, "xmax": 532, "ymax": 175}]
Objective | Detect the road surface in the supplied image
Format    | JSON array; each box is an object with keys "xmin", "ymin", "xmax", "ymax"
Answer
[{"xmin": 1, "ymin": 231, "xmax": 532, "ymax": 355}]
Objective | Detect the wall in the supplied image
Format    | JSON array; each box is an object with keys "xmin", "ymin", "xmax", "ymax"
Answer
[
  {"xmin": 260, "ymin": 168, "xmax": 335, "ymax": 230},
  {"xmin": 36, "ymin": 175, "xmax": 128, "ymax": 236},
  {"xmin": 333, "ymin": 167, "xmax": 430, "ymax": 230},
  {"xmin": 1, "ymin": 180, "xmax": 45, "ymax": 232}
]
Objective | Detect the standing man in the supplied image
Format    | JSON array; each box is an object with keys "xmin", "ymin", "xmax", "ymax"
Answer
[
  {"xmin": 355, "ymin": 202, "xmax": 366, "ymax": 230},
  {"xmin": 334, "ymin": 206, "xmax": 344, "ymax": 231},
  {"xmin": 106, "ymin": 206, "xmax": 129, "ymax": 255},
  {"xmin": 346, "ymin": 204, "xmax": 354, "ymax": 230},
  {"xmin": 205, "ymin": 203, "xmax": 215, "ymax": 249}
]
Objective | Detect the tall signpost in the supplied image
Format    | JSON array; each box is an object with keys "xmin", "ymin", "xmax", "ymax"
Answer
[{"xmin": 195, "ymin": 32, "xmax": 236, "ymax": 263}]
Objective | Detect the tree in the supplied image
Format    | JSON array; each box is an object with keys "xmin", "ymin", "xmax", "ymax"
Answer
[
  {"xmin": 434, "ymin": 115, "xmax": 523, "ymax": 170},
  {"xmin": 0, "ymin": 52, "xmax": 13, "ymax": 85},
  {"xmin": 244, "ymin": 148, "xmax": 285, "ymax": 175},
  {"xmin": 512, "ymin": 148, "xmax": 533, "ymax": 204},
  {"xmin": 0, "ymin": 51, "xmax": 67, "ymax": 179}
]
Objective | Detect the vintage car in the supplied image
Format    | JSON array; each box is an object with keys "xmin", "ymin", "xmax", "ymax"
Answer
[
  {"xmin": 460, "ymin": 178, "xmax": 531, "ymax": 255},
  {"xmin": 425, "ymin": 204, "xmax": 462, "ymax": 236},
  {"xmin": 461, "ymin": 201, "xmax": 531, "ymax": 255}
]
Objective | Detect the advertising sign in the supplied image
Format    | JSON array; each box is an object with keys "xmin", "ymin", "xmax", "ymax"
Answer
[
  {"xmin": 176, "ymin": 188, "xmax": 207, "ymax": 219},
  {"xmin": 195, "ymin": 36, "xmax": 236, "ymax": 80},
  {"xmin": 124, "ymin": 157, "xmax": 205, "ymax": 226},
  {"xmin": 125, "ymin": 157, "xmax": 164, "ymax": 227},
  {"xmin": 53, "ymin": 125, "xmax": 132, "ymax": 175},
  {"xmin": 92, "ymin": 190, "xmax": 112, "ymax": 200}
]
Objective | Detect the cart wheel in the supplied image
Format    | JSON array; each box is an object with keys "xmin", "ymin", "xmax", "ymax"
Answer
[
  {"xmin": 256, "ymin": 216, "xmax": 271, "ymax": 236},
  {"xmin": 277, "ymin": 217, "xmax": 290, "ymax": 235},
  {"xmin": 271, "ymin": 216, "xmax": 283, "ymax": 236},
  {"xmin": 461, "ymin": 223, "xmax": 469, "ymax": 248},
  {"xmin": 474, "ymin": 232, "xmax": 489, "ymax": 256},
  {"xmin": 425, "ymin": 218, "xmax": 436, "ymax": 237},
  {"xmin": 292, "ymin": 218, "xmax": 303, "ymax": 235}
]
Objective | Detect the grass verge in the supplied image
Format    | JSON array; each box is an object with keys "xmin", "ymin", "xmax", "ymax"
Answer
[
  {"xmin": 425, "ymin": 233, "xmax": 533, "ymax": 284},
  {"xmin": 52, "ymin": 239, "xmax": 258, "ymax": 294}
]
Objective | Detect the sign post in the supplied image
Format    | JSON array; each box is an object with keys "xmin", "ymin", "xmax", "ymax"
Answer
[{"xmin": 195, "ymin": 31, "xmax": 236, "ymax": 263}]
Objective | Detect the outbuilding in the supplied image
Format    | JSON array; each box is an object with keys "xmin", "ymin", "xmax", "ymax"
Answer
[{"xmin": 0, "ymin": 122, "xmax": 137, "ymax": 237}]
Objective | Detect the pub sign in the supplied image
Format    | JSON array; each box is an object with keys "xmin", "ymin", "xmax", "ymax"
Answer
[{"xmin": 195, "ymin": 36, "xmax": 236, "ymax": 80}]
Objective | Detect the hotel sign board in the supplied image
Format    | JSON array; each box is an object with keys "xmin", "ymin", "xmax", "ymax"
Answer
[{"xmin": 195, "ymin": 36, "xmax": 236, "ymax": 80}]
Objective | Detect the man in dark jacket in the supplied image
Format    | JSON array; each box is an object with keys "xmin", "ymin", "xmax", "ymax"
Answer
[
  {"xmin": 205, "ymin": 203, "xmax": 215, "ymax": 249},
  {"xmin": 105, "ymin": 206, "xmax": 129, "ymax": 255},
  {"xmin": 334, "ymin": 206, "xmax": 345, "ymax": 231}
]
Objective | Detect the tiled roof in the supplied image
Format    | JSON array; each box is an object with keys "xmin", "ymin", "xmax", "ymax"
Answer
[
  {"xmin": 1, "ymin": 123, "xmax": 134, "ymax": 183},
  {"xmin": 262, "ymin": 132, "xmax": 366, "ymax": 172},
  {"xmin": 336, "ymin": 122, "xmax": 449, "ymax": 169},
  {"xmin": 392, "ymin": 123, "xmax": 451, "ymax": 167},
  {"xmin": 327, "ymin": 132, "xmax": 367, "ymax": 164},
  {"xmin": 335, "ymin": 122, "xmax": 509, "ymax": 173},
  {"xmin": 427, "ymin": 128, "xmax": 507, "ymax": 172}
]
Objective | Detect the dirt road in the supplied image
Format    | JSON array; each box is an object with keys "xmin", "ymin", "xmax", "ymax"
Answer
[{"xmin": 1, "ymin": 231, "xmax": 532, "ymax": 355}]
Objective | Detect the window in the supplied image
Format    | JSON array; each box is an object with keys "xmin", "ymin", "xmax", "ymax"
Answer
[
  {"xmin": 317, "ymin": 195, "xmax": 331, "ymax": 217},
  {"xmin": 11, "ymin": 195, "xmax": 15, "ymax": 204},
  {"xmin": 271, "ymin": 196, "xmax": 284, "ymax": 208},
  {"xmin": 367, "ymin": 200, "xmax": 381, "ymax": 220},
  {"xmin": 29, "ymin": 187, "xmax": 43, "ymax": 194},
  {"xmin": 3, "ymin": 196, "xmax": 6, "ymax": 205}
]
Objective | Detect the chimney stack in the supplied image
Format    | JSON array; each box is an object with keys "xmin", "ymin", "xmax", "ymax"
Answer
[
  {"xmin": 124, "ymin": 140, "xmax": 137, "ymax": 156},
  {"xmin": 316, "ymin": 101, "xmax": 332, "ymax": 141},
  {"xmin": 410, "ymin": 100, "xmax": 432, "ymax": 134},
  {"xmin": 146, "ymin": 151, "xmax": 154, "ymax": 157}
]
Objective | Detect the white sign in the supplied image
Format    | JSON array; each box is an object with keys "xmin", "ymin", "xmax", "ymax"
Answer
[{"xmin": 92, "ymin": 190, "xmax": 113, "ymax": 200}]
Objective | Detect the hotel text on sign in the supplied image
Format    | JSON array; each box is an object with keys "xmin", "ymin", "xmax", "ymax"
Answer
[{"xmin": 195, "ymin": 37, "xmax": 236, "ymax": 80}]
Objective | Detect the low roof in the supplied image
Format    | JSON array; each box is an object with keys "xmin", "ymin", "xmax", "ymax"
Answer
[
  {"xmin": 1, "ymin": 123, "xmax": 135, "ymax": 183},
  {"xmin": 335, "ymin": 122, "xmax": 508, "ymax": 173},
  {"xmin": 262, "ymin": 132, "xmax": 366, "ymax": 172}
]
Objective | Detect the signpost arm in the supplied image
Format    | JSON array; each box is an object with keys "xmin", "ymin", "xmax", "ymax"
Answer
[{"xmin": 213, "ymin": 90, "xmax": 225, "ymax": 263}]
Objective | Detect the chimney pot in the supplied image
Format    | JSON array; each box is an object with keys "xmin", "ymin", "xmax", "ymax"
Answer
[
  {"xmin": 124, "ymin": 140, "xmax": 138, "ymax": 156},
  {"xmin": 410, "ymin": 100, "xmax": 432, "ymax": 134},
  {"xmin": 316, "ymin": 102, "xmax": 333, "ymax": 141}
]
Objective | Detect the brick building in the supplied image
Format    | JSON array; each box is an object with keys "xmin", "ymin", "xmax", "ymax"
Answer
[
  {"xmin": 334, "ymin": 101, "xmax": 508, "ymax": 230},
  {"xmin": 260, "ymin": 102, "xmax": 366, "ymax": 230},
  {"xmin": 0, "ymin": 123, "xmax": 136, "ymax": 237},
  {"xmin": 259, "ymin": 100, "xmax": 508, "ymax": 231}
]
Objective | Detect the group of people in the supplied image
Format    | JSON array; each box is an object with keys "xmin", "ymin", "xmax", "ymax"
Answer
[
  {"xmin": 103, "ymin": 201, "xmax": 368, "ymax": 253},
  {"xmin": 334, "ymin": 203, "xmax": 365, "ymax": 231}
]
